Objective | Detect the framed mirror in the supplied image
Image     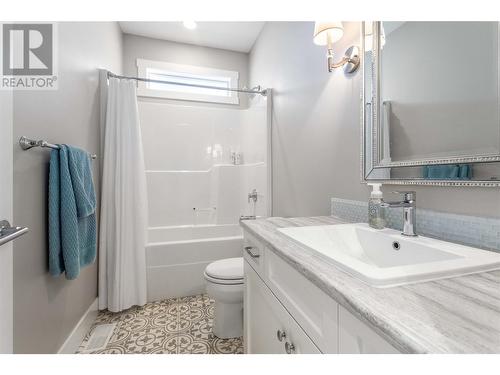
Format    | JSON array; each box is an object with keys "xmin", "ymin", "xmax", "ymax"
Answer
[{"xmin": 361, "ymin": 21, "xmax": 500, "ymax": 186}]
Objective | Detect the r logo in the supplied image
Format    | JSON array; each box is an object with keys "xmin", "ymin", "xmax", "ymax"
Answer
[{"xmin": 2, "ymin": 24, "xmax": 53, "ymax": 75}]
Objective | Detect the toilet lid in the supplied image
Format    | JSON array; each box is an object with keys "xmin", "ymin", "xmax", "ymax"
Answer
[{"xmin": 205, "ymin": 257, "xmax": 243, "ymax": 280}]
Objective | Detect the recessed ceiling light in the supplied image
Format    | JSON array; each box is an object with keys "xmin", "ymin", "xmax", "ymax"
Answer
[{"xmin": 183, "ymin": 21, "xmax": 197, "ymax": 30}]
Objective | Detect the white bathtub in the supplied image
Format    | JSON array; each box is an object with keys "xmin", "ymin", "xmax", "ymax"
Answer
[{"xmin": 146, "ymin": 224, "xmax": 243, "ymax": 301}]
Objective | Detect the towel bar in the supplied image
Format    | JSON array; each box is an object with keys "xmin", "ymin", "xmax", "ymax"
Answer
[
  {"xmin": 19, "ymin": 136, "xmax": 97, "ymax": 159},
  {"xmin": 0, "ymin": 220, "xmax": 28, "ymax": 246}
]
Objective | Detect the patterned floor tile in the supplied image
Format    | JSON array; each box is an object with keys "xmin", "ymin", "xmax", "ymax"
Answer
[
  {"xmin": 211, "ymin": 337, "xmax": 244, "ymax": 354},
  {"xmin": 76, "ymin": 294, "xmax": 243, "ymax": 354}
]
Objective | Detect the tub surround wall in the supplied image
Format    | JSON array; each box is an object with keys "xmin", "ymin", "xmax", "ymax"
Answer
[
  {"xmin": 12, "ymin": 22, "xmax": 123, "ymax": 354},
  {"xmin": 140, "ymin": 97, "xmax": 268, "ymax": 227},
  {"xmin": 249, "ymin": 21, "xmax": 500, "ymax": 218}
]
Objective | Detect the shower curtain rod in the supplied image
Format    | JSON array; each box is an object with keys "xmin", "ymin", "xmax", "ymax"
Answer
[{"xmin": 106, "ymin": 71, "xmax": 267, "ymax": 96}]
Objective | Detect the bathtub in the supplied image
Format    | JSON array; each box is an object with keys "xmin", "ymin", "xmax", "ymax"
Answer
[{"xmin": 146, "ymin": 224, "xmax": 243, "ymax": 301}]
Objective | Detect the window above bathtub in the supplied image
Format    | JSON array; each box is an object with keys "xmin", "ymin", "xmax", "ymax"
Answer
[{"xmin": 136, "ymin": 58, "xmax": 240, "ymax": 105}]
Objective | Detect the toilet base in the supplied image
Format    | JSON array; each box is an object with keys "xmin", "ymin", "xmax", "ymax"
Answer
[{"xmin": 213, "ymin": 299, "xmax": 243, "ymax": 339}]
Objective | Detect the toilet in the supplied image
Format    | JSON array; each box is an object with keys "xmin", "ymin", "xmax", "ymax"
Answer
[{"xmin": 204, "ymin": 257, "xmax": 244, "ymax": 339}]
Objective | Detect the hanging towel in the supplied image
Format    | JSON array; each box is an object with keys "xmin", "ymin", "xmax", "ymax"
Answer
[{"xmin": 48, "ymin": 145, "xmax": 96, "ymax": 280}]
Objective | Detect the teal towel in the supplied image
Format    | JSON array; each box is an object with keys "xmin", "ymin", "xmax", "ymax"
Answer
[
  {"xmin": 48, "ymin": 145, "xmax": 96, "ymax": 280},
  {"xmin": 423, "ymin": 164, "xmax": 472, "ymax": 180},
  {"xmin": 458, "ymin": 164, "xmax": 472, "ymax": 179}
]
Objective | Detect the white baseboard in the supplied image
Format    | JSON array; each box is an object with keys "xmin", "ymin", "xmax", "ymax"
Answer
[{"xmin": 58, "ymin": 298, "xmax": 98, "ymax": 354}]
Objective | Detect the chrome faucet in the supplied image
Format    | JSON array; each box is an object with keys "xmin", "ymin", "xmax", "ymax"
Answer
[{"xmin": 381, "ymin": 191, "xmax": 418, "ymax": 237}]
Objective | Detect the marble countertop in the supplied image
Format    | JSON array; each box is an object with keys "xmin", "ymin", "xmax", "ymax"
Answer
[{"xmin": 240, "ymin": 216, "xmax": 500, "ymax": 354}]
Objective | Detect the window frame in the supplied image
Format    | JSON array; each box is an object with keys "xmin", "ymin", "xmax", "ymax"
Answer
[{"xmin": 136, "ymin": 58, "xmax": 240, "ymax": 105}]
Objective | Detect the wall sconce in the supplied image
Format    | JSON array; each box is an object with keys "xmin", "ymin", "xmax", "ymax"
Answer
[{"xmin": 313, "ymin": 22, "xmax": 360, "ymax": 73}]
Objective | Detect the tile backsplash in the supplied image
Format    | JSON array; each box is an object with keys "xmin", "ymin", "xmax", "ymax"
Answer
[{"xmin": 331, "ymin": 198, "xmax": 500, "ymax": 252}]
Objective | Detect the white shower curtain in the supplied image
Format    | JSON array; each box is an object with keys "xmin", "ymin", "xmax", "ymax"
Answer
[{"xmin": 99, "ymin": 78, "xmax": 148, "ymax": 312}]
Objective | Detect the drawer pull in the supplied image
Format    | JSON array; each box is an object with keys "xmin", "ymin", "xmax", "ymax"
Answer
[
  {"xmin": 276, "ymin": 329, "xmax": 286, "ymax": 342},
  {"xmin": 245, "ymin": 246, "xmax": 260, "ymax": 258},
  {"xmin": 285, "ymin": 341, "xmax": 296, "ymax": 354}
]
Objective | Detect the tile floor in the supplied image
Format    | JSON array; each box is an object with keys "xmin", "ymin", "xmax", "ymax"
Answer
[{"xmin": 76, "ymin": 294, "xmax": 243, "ymax": 354}]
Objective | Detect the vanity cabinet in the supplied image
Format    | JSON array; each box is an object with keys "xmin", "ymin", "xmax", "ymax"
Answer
[
  {"xmin": 244, "ymin": 262, "xmax": 320, "ymax": 354},
  {"xmin": 243, "ymin": 230, "xmax": 400, "ymax": 354}
]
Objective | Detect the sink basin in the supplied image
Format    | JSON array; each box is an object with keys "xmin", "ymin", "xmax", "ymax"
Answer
[{"xmin": 278, "ymin": 223, "xmax": 500, "ymax": 287}]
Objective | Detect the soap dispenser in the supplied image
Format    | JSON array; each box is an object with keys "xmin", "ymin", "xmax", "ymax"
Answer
[{"xmin": 368, "ymin": 183, "xmax": 386, "ymax": 229}]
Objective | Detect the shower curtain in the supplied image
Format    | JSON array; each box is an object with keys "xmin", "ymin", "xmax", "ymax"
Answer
[{"xmin": 99, "ymin": 77, "xmax": 148, "ymax": 312}]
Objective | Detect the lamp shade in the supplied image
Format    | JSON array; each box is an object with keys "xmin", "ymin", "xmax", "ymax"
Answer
[{"xmin": 313, "ymin": 22, "xmax": 344, "ymax": 46}]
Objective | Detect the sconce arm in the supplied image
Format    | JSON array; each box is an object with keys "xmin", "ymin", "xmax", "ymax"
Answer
[
  {"xmin": 328, "ymin": 55, "xmax": 350, "ymax": 70},
  {"xmin": 326, "ymin": 46, "xmax": 360, "ymax": 73}
]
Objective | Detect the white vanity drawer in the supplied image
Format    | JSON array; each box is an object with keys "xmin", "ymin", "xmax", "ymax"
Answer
[
  {"xmin": 244, "ymin": 261, "xmax": 321, "ymax": 354},
  {"xmin": 339, "ymin": 305, "xmax": 400, "ymax": 354},
  {"xmin": 265, "ymin": 249, "xmax": 339, "ymax": 353},
  {"xmin": 243, "ymin": 232, "xmax": 265, "ymax": 273}
]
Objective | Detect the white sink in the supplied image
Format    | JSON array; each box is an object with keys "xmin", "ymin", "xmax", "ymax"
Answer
[{"xmin": 278, "ymin": 223, "xmax": 500, "ymax": 287}]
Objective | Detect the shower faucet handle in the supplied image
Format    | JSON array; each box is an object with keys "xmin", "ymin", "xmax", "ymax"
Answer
[{"xmin": 248, "ymin": 189, "xmax": 258, "ymax": 203}]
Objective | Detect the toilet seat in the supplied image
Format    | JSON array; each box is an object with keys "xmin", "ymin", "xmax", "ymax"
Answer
[
  {"xmin": 204, "ymin": 257, "xmax": 243, "ymax": 285},
  {"xmin": 204, "ymin": 273, "xmax": 243, "ymax": 285}
]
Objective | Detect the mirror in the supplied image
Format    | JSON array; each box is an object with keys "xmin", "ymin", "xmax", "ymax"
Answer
[{"xmin": 362, "ymin": 22, "xmax": 500, "ymax": 186}]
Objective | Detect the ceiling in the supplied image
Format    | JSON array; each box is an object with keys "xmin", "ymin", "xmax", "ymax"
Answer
[{"xmin": 119, "ymin": 22, "xmax": 265, "ymax": 53}]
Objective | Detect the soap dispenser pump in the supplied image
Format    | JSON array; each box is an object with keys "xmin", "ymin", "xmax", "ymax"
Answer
[{"xmin": 368, "ymin": 183, "xmax": 386, "ymax": 229}]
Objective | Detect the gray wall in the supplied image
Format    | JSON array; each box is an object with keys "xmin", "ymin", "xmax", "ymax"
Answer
[
  {"xmin": 12, "ymin": 22, "xmax": 123, "ymax": 353},
  {"xmin": 249, "ymin": 21, "xmax": 500, "ymax": 218},
  {"xmin": 123, "ymin": 34, "xmax": 250, "ymax": 108},
  {"xmin": 0, "ymin": 87, "xmax": 13, "ymax": 353}
]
